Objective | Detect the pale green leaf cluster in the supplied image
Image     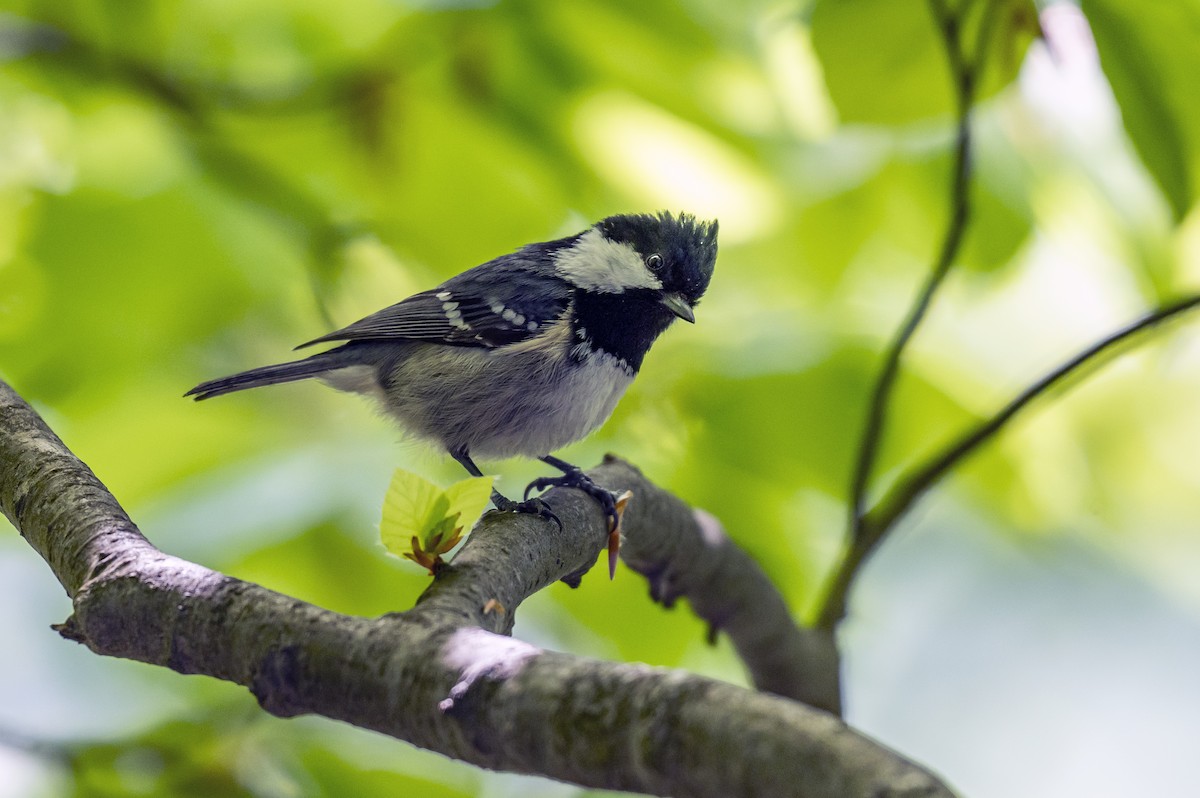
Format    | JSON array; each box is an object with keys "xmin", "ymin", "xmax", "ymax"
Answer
[{"xmin": 380, "ymin": 469, "xmax": 492, "ymax": 566}]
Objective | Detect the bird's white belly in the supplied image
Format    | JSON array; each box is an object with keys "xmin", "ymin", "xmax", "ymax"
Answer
[
  {"xmin": 367, "ymin": 342, "xmax": 635, "ymax": 460},
  {"xmin": 467, "ymin": 350, "xmax": 634, "ymax": 459}
]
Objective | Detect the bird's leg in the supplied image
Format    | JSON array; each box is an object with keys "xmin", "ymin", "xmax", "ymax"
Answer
[
  {"xmin": 450, "ymin": 447, "xmax": 561, "ymax": 529},
  {"xmin": 525, "ymin": 454, "xmax": 621, "ymax": 533}
]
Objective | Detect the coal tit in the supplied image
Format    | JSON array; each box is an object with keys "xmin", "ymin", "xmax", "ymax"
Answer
[{"xmin": 187, "ymin": 211, "xmax": 718, "ymax": 529}]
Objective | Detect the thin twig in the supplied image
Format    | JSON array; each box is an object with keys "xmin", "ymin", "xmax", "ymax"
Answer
[
  {"xmin": 818, "ymin": 294, "xmax": 1200, "ymax": 630},
  {"xmin": 847, "ymin": 1, "xmax": 983, "ymax": 538},
  {"xmin": 868, "ymin": 295, "xmax": 1200, "ymax": 540}
]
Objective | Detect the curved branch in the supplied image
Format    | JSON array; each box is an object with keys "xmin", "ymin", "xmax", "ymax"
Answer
[
  {"xmin": 609, "ymin": 483, "xmax": 842, "ymax": 715},
  {"xmin": 0, "ymin": 380, "xmax": 954, "ymax": 798},
  {"xmin": 818, "ymin": 294, "xmax": 1200, "ymax": 630}
]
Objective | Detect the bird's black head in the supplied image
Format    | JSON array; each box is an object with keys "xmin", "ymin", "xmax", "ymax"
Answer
[
  {"xmin": 596, "ymin": 211, "xmax": 718, "ymax": 316},
  {"xmin": 556, "ymin": 212, "xmax": 718, "ymax": 372},
  {"xmin": 553, "ymin": 211, "xmax": 718, "ymax": 323}
]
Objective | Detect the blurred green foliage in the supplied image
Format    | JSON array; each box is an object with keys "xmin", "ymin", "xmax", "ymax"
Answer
[
  {"xmin": 3, "ymin": 1, "xmax": 1200, "ymax": 796},
  {"xmin": 1083, "ymin": 0, "xmax": 1200, "ymax": 221}
]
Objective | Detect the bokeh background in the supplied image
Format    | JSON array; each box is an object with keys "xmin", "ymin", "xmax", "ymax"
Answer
[{"xmin": 3, "ymin": 1, "xmax": 1200, "ymax": 796}]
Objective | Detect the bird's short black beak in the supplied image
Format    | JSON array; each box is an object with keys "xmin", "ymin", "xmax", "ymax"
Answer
[{"xmin": 659, "ymin": 292, "xmax": 695, "ymax": 323}]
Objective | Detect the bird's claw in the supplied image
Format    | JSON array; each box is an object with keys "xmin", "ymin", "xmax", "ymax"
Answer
[
  {"xmin": 491, "ymin": 494, "xmax": 562, "ymax": 531},
  {"xmin": 523, "ymin": 475, "xmax": 560, "ymax": 499},
  {"xmin": 524, "ymin": 468, "xmax": 621, "ymax": 534}
]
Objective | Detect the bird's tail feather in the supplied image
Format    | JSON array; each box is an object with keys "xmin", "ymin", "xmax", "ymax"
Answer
[{"xmin": 186, "ymin": 352, "xmax": 345, "ymax": 401}]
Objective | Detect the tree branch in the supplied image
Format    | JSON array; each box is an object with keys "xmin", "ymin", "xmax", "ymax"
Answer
[
  {"xmin": 818, "ymin": 294, "xmax": 1200, "ymax": 630},
  {"xmin": 613, "ymin": 490, "xmax": 842, "ymax": 715},
  {"xmin": 0, "ymin": 379, "xmax": 955, "ymax": 798}
]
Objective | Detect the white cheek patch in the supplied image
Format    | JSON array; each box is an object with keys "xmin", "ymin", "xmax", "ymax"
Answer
[{"xmin": 553, "ymin": 227, "xmax": 662, "ymax": 292}]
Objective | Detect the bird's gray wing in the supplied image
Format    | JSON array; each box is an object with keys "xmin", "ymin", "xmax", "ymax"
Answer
[{"xmin": 296, "ymin": 252, "xmax": 574, "ymax": 350}]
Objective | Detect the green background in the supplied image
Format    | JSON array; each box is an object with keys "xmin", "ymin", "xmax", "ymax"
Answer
[{"xmin": 2, "ymin": 1, "xmax": 1199, "ymax": 796}]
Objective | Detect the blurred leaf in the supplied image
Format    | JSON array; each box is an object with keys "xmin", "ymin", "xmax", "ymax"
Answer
[
  {"xmin": 303, "ymin": 747, "xmax": 476, "ymax": 798},
  {"xmin": 793, "ymin": 177, "xmax": 888, "ymax": 285},
  {"xmin": 230, "ymin": 522, "xmax": 429, "ymax": 617},
  {"xmin": 795, "ymin": 138, "xmax": 1031, "ymax": 282},
  {"xmin": 811, "ymin": 0, "xmax": 1038, "ymax": 125},
  {"xmin": 795, "ymin": 152, "xmax": 940, "ymax": 281},
  {"xmin": 0, "ymin": 256, "xmax": 46, "ymax": 341},
  {"xmin": 811, "ymin": 0, "xmax": 952, "ymax": 125},
  {"xmin": 555, "ymin": 563, "xmax": 714, "ymax": 665},
  {"xmin": 67, "ymin": 716, "xmax": 257, "ymax": 798},
  {"xmin": 958, "ymin": 178, "xmax": 1030, "ymax": 273},
  {"xmin": 1084, "ymin": 0, "xmax": 1200, "ymax": 221}
]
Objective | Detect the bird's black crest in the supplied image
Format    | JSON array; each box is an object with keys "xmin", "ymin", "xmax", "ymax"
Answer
[{"xmin": 598, "ymin": 211, "xmax": 719, "ymax": 303}]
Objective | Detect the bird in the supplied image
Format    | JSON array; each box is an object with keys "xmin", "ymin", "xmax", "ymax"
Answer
[{"xmin": 187, "ymin": 211, "xmax": 718, "ymax": 531}]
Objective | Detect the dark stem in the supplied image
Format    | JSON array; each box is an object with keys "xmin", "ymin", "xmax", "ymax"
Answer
[{"xmin": 847, "ymin": 0, "xmax": 979, "ymax": 541}]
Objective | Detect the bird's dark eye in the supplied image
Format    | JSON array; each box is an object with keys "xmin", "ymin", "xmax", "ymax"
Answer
[{"xmin": 646, "ymin": 254, "xmax": 663, "ymax": 271}]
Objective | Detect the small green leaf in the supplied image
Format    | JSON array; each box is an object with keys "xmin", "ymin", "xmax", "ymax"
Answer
[
  {"xmin": 380, "ymin": 469, "xmax": 493, "ymax": 560},
  {"xmin": 811, "ymin": 0, "xmax": 1038, "ymax": 126},
  {"xmin": 380, "ymin": 469, "xmax": 445, "ymax": 557},
  {"xmin": 443, "ymin": 475, "xmax": 495, "ymax": 534}
]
